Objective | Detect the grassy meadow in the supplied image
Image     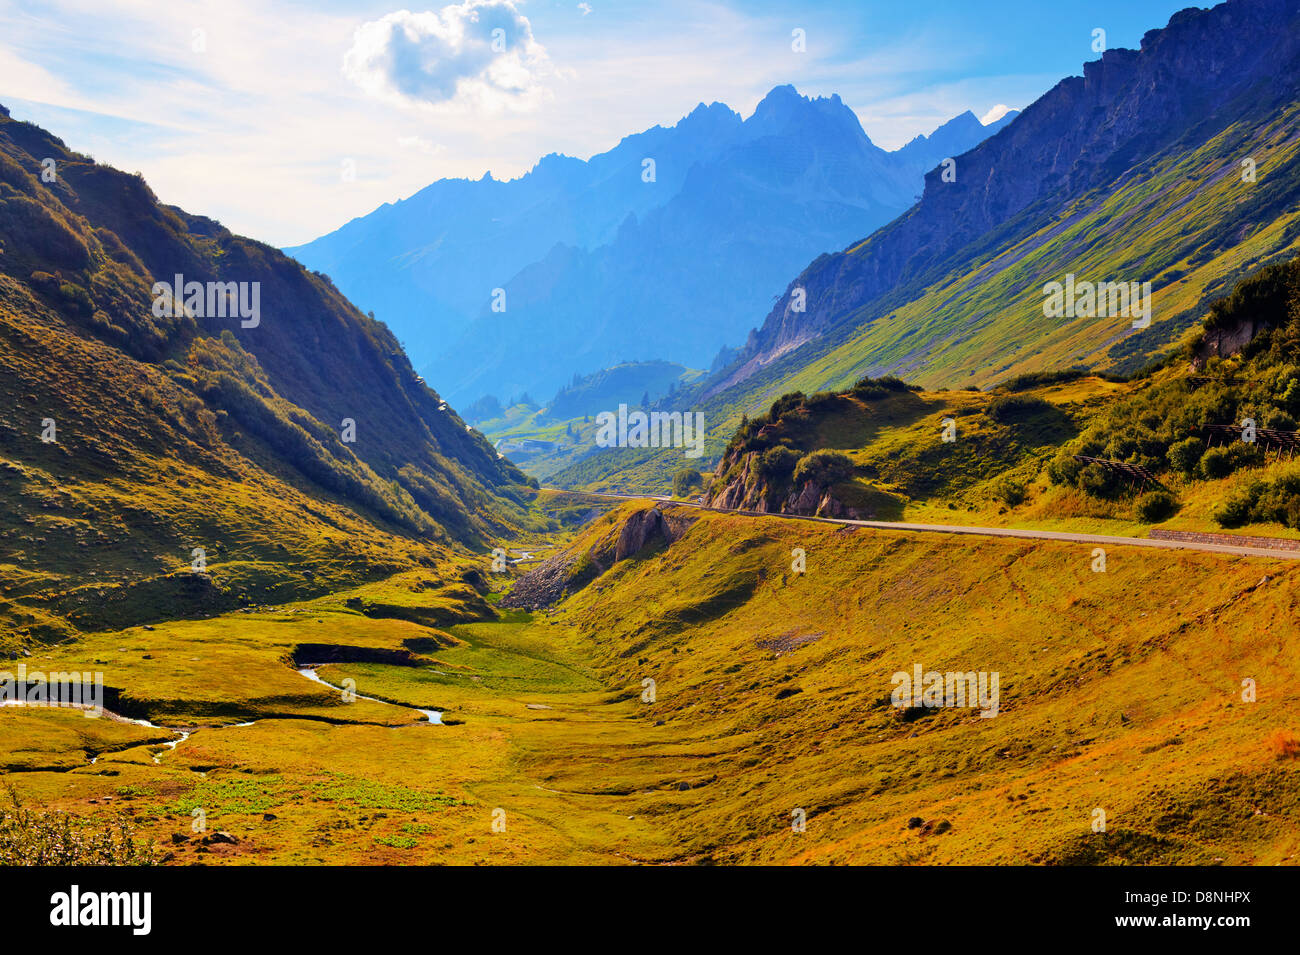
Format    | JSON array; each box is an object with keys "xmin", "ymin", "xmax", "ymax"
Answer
[{"xmin": 4, "ymin": 505, "xmax": 1296, "ymax": 865}]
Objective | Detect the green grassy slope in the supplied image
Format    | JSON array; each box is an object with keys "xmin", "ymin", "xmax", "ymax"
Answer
[
  {"xmin": 504, "ymin": 503, "xmax": 1300, "ymax": 863},
  {"xmin": 0, "ymin": 106, "xmax": 545, "ymax": 648},
  {"xmin": 6, "ymin": 506, "xmax": 1296, "ymax": 865},
  {"xmin": 768, "ymin": 99, "xmax": 1300, "ymax": 394}
]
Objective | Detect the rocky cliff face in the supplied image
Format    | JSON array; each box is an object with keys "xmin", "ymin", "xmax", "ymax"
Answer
[
  {"xmin": 705, "ymin": 449, "xmax": 869, "ymax": 520},
  {"xmin": 715, "ymin": 0, "xmax": 1300, "ymax": 393},
  {"xmin": 1192, "ymin": 314, "xmax": 1273, "ymax": 365},
  {"xmin": 703, "ymin": 420, "xmax": 875, "ymax": 520}
]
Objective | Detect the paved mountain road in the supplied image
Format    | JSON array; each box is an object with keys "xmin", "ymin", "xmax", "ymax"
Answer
[{"xmin": 548, "ymin": 489, "xmax": 1300, "ymax": 561}]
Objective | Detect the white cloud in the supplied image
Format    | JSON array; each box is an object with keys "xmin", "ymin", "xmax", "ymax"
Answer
[
  {"xmin": 342, "ymin": 3, "xmax": 557, "ymax": 112},
  {"xmin": 980, "ymin": 103, "xmax": 1012, "ymax": 125},
  {"xmin": 397, "ymin": 134, "xmax": 445, "ymax": 155},
  {"xmin": 0, "ymin": 0, "xmax": 1057, "ymax": 247}
]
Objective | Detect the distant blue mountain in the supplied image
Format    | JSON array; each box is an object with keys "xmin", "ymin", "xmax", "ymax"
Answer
[{"xmin": 286, "ymin": 86, "xmax": 1016, "ymax": 405}]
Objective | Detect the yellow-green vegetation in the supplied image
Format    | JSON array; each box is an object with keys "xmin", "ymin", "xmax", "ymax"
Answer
[
  {"xmin": 0, "ymin": 107, "xmax": 545, "ymax": 655},
  {"xmin": 743, "ymin": 93, "xmax": 1300, "ymax": 403},
  {"xmin": 1, "ymin": 785, "xmax": 157, "ymax": 865},
  {"xmin": 705, "ymin": 372, "xmax": 1129, "ymax": 528},
  {"xmin": 474, "ymin": 361, "xmax": 705, "ymax": 482},
  {"xmin": 518, "ymin": 504, "xmax": 1300, "ymax": 864},
  {"xmin": 624, "ymin": 259, "xmax": 1299, "ymax": 546},
  {"xmin": 5, "ymin": 505, "xmax": 1296, "ymax": 865},
  {"xmin": 549, "ymin": 76, "xmax": 1300, "ymax": 497}
]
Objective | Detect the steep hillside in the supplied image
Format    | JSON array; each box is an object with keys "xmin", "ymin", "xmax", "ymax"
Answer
[
  {"xmin": 695, "ymin": 256, "xmax": 1300, "ymax": 549},
  {"xmin": 713, "ymin": 0, "xmax": 1300, "ymax": 399},
  {"xmin": 0, "ymin": 105, "xmax": 540, "ymax": 647},
  {"xmin": 491, "ymin": 501, "xmax": 1300, "ymax": 864}
]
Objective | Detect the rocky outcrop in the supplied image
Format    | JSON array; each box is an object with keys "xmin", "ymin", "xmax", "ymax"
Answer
[
  {"xmin": 1191, "ymin": 313, "xmax": 1272, "ymax": 366},
  {"xmin": 498, "ymin": 551, "xmax": 579, "ymax": 610},
  {"xmin": 613, "ymin": 504, "xmax": 695, "ymax": 559},
  {"xmin": 704, "ymin": 450, "xmax": 871, "ymax": 520},
  {"xmin": 502, "ymin": 504, "xmax": 699, "ymax": 610}
]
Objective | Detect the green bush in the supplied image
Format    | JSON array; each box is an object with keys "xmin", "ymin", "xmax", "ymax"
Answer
[
  {"xmin": 1227, "ymin": 441, "xmax": 1264, "ymax": 471},
  {"xmin": 851, "ymin": 375, "xmax": 915, "ymax": 400},
  {"xmin": 1046, "ymin": 452, "xmax": 1081, "ymax": 486},
  {"xmin": 1214, "ymin": 488, "xmax": 1257, "ymax": 528},
  {"xmin": 993, "ymin": 477, "xmax": 1027, "ymax": 507},
  {"xmin": 1198, "ymin": 446, "xmax": 1233, "ymax": 479},
  {"xmin": 1078, "ymin": 462, "xmax": 1122, "ymax": 498},
  {"xmin": 792, "ymin": 449, "xmax": 854, "ymax": 487},
  {"xmin": 768, "ymin": 392, "xmax": 806, "ymax": 420},
  {"xmin": 1216, "ymin": 467, "xmax": 1300, "ymax": 528},
  {"xmin": 754, "ymin": 445, "xmax": 801, "ymax": 482},
  {"xmin": 1135, "ymin": 489, "xmax": 1177, "ymax": 523},
  {"xmin": 1166, "ymin": 436, "xmax": 1204, "ymax": 475},
  {"xmin": 672, "ymin": 467, "xmax": 703, "ymax": 497},
  {"xmin": 985, "ymin": 394, "xmax": 1053, "ymax": 423},
  {"xmin": 996, "ymin": 368, "xmax": 1090, "ymax": 392},
  {"xmin": 1056, "ymin": 260, "xmax": 1300, "ymax": 500}
]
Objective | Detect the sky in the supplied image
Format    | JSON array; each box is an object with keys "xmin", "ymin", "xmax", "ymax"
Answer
[{"xmin": 0, "ymin": 0, "xmax": 1199, "ymax": 247}]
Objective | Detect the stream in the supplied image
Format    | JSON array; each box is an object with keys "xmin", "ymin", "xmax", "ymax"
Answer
[
  {"xmin": 4, "ymin": 664, "xmax": 442, "ymax": 770},
  {"xmin": 295, "ymin": 665, "xmax": 441, "ymax": 725}
]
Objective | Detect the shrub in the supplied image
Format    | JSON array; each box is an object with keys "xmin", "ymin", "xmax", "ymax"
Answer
[
  {"xmin": 1046, "ymin": 452, "xmax": 1081, "ymax": 486},
  {"xmin": 672, "ymin": 467, "xmax": 703, "ymax": 497},
  {"xmin": 1211, "ymin": 468, "xmax": 1300, "ymax": 528},
  {"xmin": 804, "ymin": 390, "xmax": 840, "ymax": 412},
  {"xmin": 1135, "ymin": 489, "xmax": 1177, "ymax": 523},
  {"xmin": 851, "ymin": 375, "xmax": 915, "ymax": 400},
  {"xmin": 1242, "ymin": 468, "xmax": 1300, "ymax": 526},
  {"xmin": 993, "ymin": 477, "xmax": 1026, "ymax": 507},
  {"xmin": 1198, "ymin": 446, "xmax": 1233, "ymax": 479},
  {"xmin": 0, "ymin": 790, "xmax": 156, "ymax": 865},
  {"xmin": 792, "ymin": 449, "xmax": 854, "ymax": 487},
  {"xmin": 768, "ymin": 392, "xmax": 805, "ymax": 420},
  {"xmin": 1227, "ymin": 441, "xmax": 1264, "ymax": 471},
  {"xmin": 1078, "ymin": 462, "xmax": 1122, "ymax": 498},
  {"xmin": 996, "ymin": 368, "xmax": 1089, "ymax": 392},
  {"xmin": 1213, "ymin": 488, "xmax": 1256, "ymax": 527},
  {"xmin": 58, "ymin": 281, "xmax": 93, "ymax": 316},
  {"xmin": 754, "ymin": 445, "xmax": 801, "ymax": 482},
  {"xmin": 985, "ymin": 394, "xmax": 1052, "ymax": 423},
  {"xmin": 1166, "ymin": 436, "xmax": 1204, "ymax": 475}
]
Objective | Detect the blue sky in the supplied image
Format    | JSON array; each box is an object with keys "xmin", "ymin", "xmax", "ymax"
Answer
[{"xmin": 0, "ymin": 0, "xmax": 1199, "ymax": 246}]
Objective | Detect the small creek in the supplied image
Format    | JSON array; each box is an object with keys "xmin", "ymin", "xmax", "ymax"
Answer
[
  {"xmin": 4, "ymin": 663, "xmax": 441, "ymax": 771},
  {"xmin": 295, "ymin": 665, "xmax": 441, "ymax": 725}
]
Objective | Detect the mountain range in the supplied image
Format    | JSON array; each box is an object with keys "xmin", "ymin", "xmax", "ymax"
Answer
[
  {"xmin": 717, "ymin": 0, "xmax": 1300, "ymax": 395},
  {"xmin": 551, "ymin": 0, "xmax": 1300, "ymax": 491},
  {"xmin": 286, "ymin": 89, "xmax": 1015, "ymax": 406}
]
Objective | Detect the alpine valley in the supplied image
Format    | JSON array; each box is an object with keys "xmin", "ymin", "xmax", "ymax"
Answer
[{"xmin": 0, "ymin": 0, "xmax": 1297, "ymax": 869}]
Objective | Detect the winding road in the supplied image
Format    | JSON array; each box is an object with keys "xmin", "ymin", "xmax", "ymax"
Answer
[{"xmin": 550, "ymin": 489, "xmax": 1300, "ymax": 561}]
